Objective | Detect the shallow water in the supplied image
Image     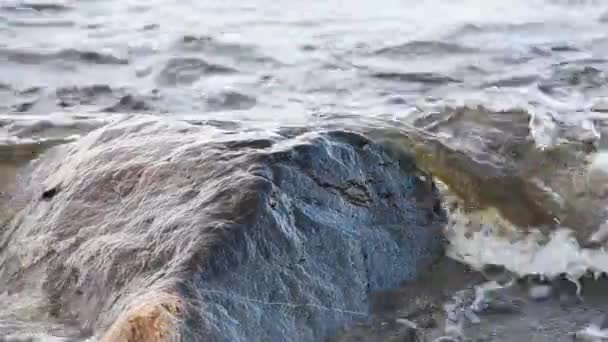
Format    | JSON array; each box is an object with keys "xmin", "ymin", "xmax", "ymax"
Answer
[{"xmin": 2, "ymin": 0, "xmax": 608, "ymax": 341}]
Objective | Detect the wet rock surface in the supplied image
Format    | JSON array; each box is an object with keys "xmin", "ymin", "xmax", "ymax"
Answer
[{"xmin": 0, "ymin": 116, "xmax": 445, "ymax": 341}]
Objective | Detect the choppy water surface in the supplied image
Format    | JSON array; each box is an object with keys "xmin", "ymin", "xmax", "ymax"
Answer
[
  {"xmin": 1, "ymin": 0, "xmax": 608, "ymax": 120},
  {"xmin": 2, "ymin": 0, "xmax": 608, "ymax": 341}
]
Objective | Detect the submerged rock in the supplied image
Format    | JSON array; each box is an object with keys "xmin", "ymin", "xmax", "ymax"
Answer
[{"xmin": 0, "ymin": 115, "xmax": 445, "ymax": 341}]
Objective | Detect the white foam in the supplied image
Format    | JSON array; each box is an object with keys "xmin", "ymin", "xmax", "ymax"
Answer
[
  {"xmin": 438, "ymin": 147, "xmax": 608, "ymax": 282},
  {"xmin": 573, "ymin": 324, "xmax": 608, "ymax": 341},
  {"xmin": 445, "ymin": 206, "xmax": 608, "ymax": 280},
  {"xmin": 528, "ymin": 109, "xmax": 559, "ymax": 150}
]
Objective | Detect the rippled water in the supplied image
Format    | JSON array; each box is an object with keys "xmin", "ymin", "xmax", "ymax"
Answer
[{"xmin": 3, "ymin": 0, "xmax": 608, "ymax": 341}]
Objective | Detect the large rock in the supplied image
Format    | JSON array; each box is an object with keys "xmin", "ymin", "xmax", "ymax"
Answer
[{"xmin": 0, "ymin": 115, "xmax": 445, "ymax": 341}]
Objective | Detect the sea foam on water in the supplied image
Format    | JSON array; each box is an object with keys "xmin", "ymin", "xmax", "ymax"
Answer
[{"xmin": 588, "ymin": 151, "xmax": 608, "ymax": 197}]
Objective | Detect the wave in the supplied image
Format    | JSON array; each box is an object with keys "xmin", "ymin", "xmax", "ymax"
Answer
[
  {"xmin": 371, "ymin": 71, "xmax": 461, "ymax": 85},
  {"xmin": 374, "ymin": 40, "xmax": 479, "ymax": 57},
  {"xmin": 5, "ymin": 19, "xmax": 75, "ymax": 28},
  {"xmin": 155, "ymin": 57, "xmax": 236, "ymax": 86},
  {"xmin": 0, "ymin": 1, "xmax": 72, "ymax": 13},
  {"xmin": 0, "ymin": 48, "xmax": 128, "ymax": 65}
]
